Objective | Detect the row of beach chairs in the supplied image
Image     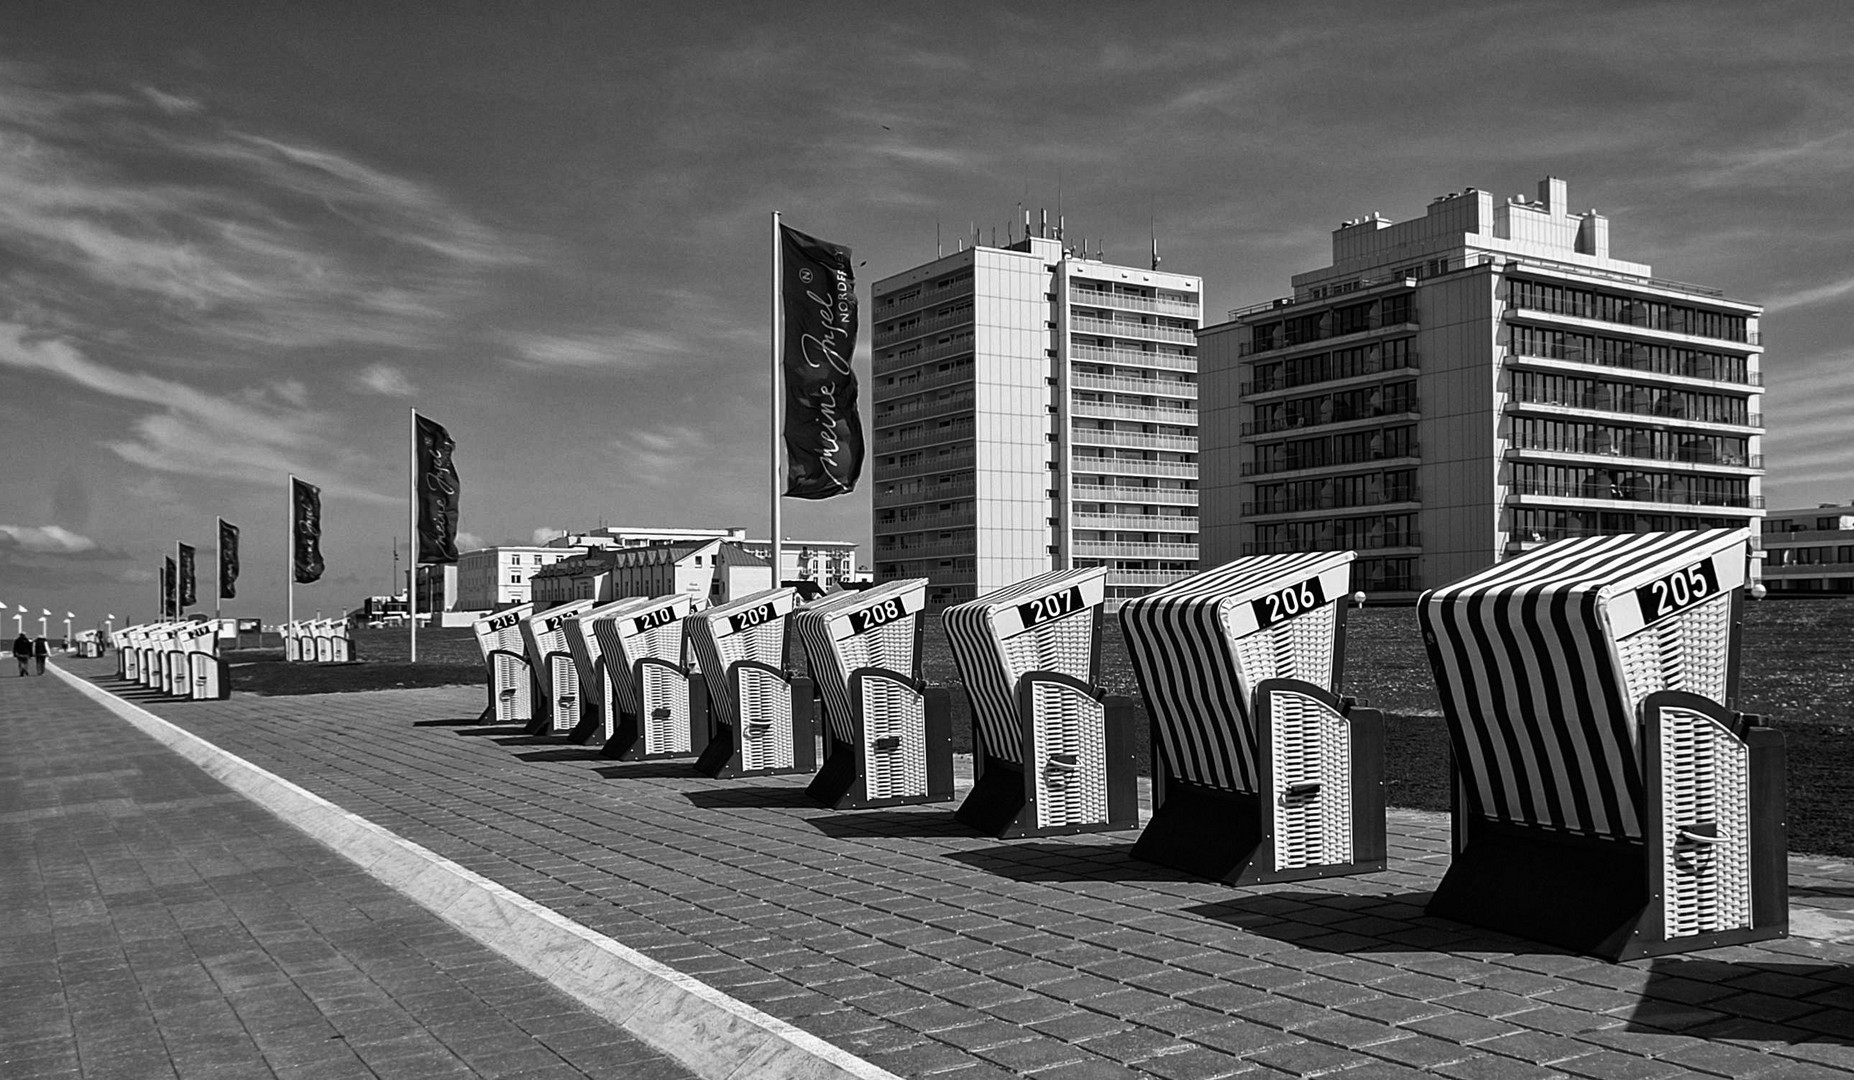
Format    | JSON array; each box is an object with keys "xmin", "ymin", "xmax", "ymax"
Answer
[
  {"xmin": 472, "ymin": 526, "xmax": 1784, "ymax": 962},
  {"xmin": 281, "ymin": 619, "xmax": 352, "ymax": 662},
  {"xmin": 112, "ymin": 619, "xmax": 230, "ymax": 701}
]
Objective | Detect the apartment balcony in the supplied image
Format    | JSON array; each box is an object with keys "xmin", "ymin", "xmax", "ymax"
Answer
[
  {"xmin": 1071, "ymin": 513, "xmax": 1199, "ymax": 533},
  {"xmin": 873, "ymin": 538, "xmax": 974, "ymax": 559},
  {"xmin": 1241, "ymin": 354, "xmax": 1420, "ymax": 398},
  {"xmin": 879, "ymin": 362, "xmax": 977, "ymax": 398},
  {"xmin": 1070, "ymin": 344, "xmax": 1196, "ymax": 373},
  {"xmin": 1072, "ymin": 541, "xmax": 1199, "ymax": 560},
  {"xmin": 1071, "ymin": 457, "xmax": 1198, "ymax": 479},
  {"xmin": 1503, "ymin": 396, "xmax": 1762, "ymax": 432},
  {"xmin": 874, "ymin": 424, "xmax": 976, "ymax": 453},
  {"xmin": 1242, "ymin": 444, "xmax": 1421, "ymax": 478},
  {"xmin": 1070, "ymin": 400, "xmax": 1199, "ymax": 426},
  {"xmin": 1505, "ymin": 349, "xmax": 1760, "ymax": 390},
  {"xmin": 874, "ymin": 392, "xmax": 974, "ymax": 428},
  {"xmin": 1242, "ymin": 488, "xmax": 1421, "ymax": 517},
  {"xmin": 1504, "ymin": 480, "xmax": 1764, "ymax": 511},
  {"xmin": 1070, "ymin": 372, "xmax": 1198, "ymax": 399},
  {"xmin": 1507, "ymin": 292, "xmax": 1760, "ymax": 349},
  {"xmin": 873, "ymin": 307, "xmax": 974, "ymax": 348},
  {"xmin": 874, "ymin": 335, "xmax": 977, "ymax": 376},
  {"xmin": 1102, "ymin": 568, "xmax": 1200, "ymax": 588},
  {"xmin": 1503, "ymin": 443, "xmax": 1761, "ymax": 472},
  {"xmin": 874, "ymin": 478, "xmax": 976, "ymax": 508},
  {"xmin": 1069, "ymin": 429, "xmax": 1198, "ymax": 452},
  {"xmin": 1242, "ymin": 534, "xmax": 1421, "ymax": 556},
  {"xmin": 1068, "ymin": 288, "xmax": 1200, "ymax": 319},
  {"xmin": 1242, "ymin": 405, "xmax": 1419, "ymax": 437},
  {"xmin": 1238, "ymin": 316, "xmax": 1421, "ymax": 358},
  {"xmin": 1070, "ymin": 316, "xmax": 1197, "ymax": 345},
  {"xmin": 879, "ymin": 450, "xmax": 977, "ymax": 481},
  {"xmin": 1071, "ymin": 484, "xmax": 1197, "ymax": 506}
]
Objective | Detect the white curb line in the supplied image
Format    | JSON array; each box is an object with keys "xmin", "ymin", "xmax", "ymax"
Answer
[{"xmin": 52, "ymin": 666, "xmax": 904, "ymax": 1080}]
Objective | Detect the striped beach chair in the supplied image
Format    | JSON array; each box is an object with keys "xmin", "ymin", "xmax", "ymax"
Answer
[
  {"xmin": 520, "ymin": 599, "xmax": 598, "ymax": 736},
  {"xmin": 473, "ymin": 604, "xmax": 537, "ymax": 725},
  {"xmin": 178, "ymin": 620, "xmax": 230, "ymax": 701},
  {"xmin": 591, "ymin": 594, "xmax": 709, "ymax": 761},
  {"xmin": 794, "ymin": 579, "xmax": 954, "ymax": 809},
  {"xmin": 558, "ymin": 597, "xmax": 640, "ymax": 744},
  {"xmin": 942, "ymin": 567, "xmax": 1138, "ymax": 838},
  {"xmin": 686, "ymin": 587, "xmax": 816, "ymax": 778},
  {"xmin": 1119, "ymin": 552, "xmax": 1385, "ymax": 884},
  {"xmin": 1420, "ymin": 527, "xmax": 1785, "ymax": 959}
]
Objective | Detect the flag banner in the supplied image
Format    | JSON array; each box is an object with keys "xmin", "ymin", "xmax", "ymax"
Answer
[
  {"xmin": 779, "ymin": 223, "xmax": 864, "ymax": 499},
  {"xmin": 178, "ymin": 543, "xmax": 197, "ymax": 609},
  {"xmin": 219, "ymin": 518, "xmax": 240, "ymax": 599},
  {"xmin": 414, "ymin": 413, "xmax": 461, "ymax": 564},
  {"xmin": 292, "ymin": 478, "xmax": 325, "ymax": 585},
  {"xmin": 163, "ymin": 556, "xmax": 177, "ymax": 618}
]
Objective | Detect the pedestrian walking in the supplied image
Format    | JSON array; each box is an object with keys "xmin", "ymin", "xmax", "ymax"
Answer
[
  {"xmin": 32, "ymin": 636, "xmax": 49, "ymax": 675},
  {"xmin": 11, "ymin": 633, "xmax": 29, "ymax": 677}
]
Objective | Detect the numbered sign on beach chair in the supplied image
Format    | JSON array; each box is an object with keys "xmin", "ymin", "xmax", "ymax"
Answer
[
  {"xmin": 1119, "ymin": 552, "xmax": 1385, "ymax": 884},
  {"xmin": 559, "ymin": 597, "xmax": 639, "ymax": 745},
  {"xmin": 593, "ymin": 594, "xmax": 707, "ymax": 762},
  {"xmin": 942, "ymin": 567, "xmax": 1138, "ymax": 838},
  {"xmin": 1420, "ymin": 528, "xmax": 1784, "ymax": 960},
  {"xmin": 795, "ymin": 579, "xmax": 954, "ymax": 809},
  {"xmin": 473, "ymin": 604, "xmax": 536, "ymax": 724},
  {"xmin": 521, "ymin": 599, "xmax": 598, "ymax": 736},
  {"xmin": 686, "ymin": 588, "xmax": 815, "ymax": 778}
]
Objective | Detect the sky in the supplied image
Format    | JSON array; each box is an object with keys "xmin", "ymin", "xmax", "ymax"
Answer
[{"xmin": 1, "ymin": 1, "xmax": 1850, "ymax": 630}]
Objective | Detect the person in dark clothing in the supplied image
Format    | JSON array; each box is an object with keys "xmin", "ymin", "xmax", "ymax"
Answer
[
  {"xmin": 32, "ymin": 636, "xmax": 50, "ymax": 675},
  {"xmin": 11, "ymin": 634, "xmax": 30, "ymax": 677}
]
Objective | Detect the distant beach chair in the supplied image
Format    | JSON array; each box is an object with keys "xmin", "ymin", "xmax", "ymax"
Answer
[
  {"xmin": 941, "ymin": 567, "xmax": 1138, "ymax": 838},
  {"xmin": 519, "ymin": 600, "xmax": 597, "ymax": 737},
  {"xmin": 685, "ymin": 587, "xmax": 815, "ymax": 779},
  {"xmin": 794, "ymin": 579, "xmax": 953, "ymax": 809},
  {"xmin": 1420, "ymin": 527, "xmax": 1786, "ymax": 959},
  {"xmin": 472, "ymin": 604, "xmax": 537, "ymax": 725},
  {"xmin": 1118, "ymin": 551, "xmax": 1385, "ymax": 884},
  {"xmin": 591, "ymin": 594, "xmax": 708, "ymax": 761}
]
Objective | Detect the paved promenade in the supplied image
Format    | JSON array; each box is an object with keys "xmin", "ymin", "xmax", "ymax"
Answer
[{"xmin": 16, "ymin": 657, "xmax": 1854, "ymax": 1079}]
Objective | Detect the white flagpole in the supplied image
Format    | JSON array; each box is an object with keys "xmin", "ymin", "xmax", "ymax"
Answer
[
  {"xmin": 409, "ymin": 407, "xmax": 419, "ymax": 663},
  {"xmin": 215, "ymin": 517, "xmax": 223, "ymax": 628},
  {"xmin": 175, "ymin": 540, "xmax": 182, "ymax": 618},
  {"xmin": 287, "ymin": 475, "xmax": 295, "ymax": 632},
  {"xmin": 771, "ymin": 210, "xmax": 783, "ymax": 587}
]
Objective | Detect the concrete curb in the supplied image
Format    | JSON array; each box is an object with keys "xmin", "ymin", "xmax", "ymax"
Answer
[{"xmin": 52, "ymin": 666, "xmax": 904, "ymax": 1080}]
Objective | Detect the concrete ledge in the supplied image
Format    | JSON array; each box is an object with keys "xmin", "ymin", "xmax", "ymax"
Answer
[{"xmin": 51, "ymin": 666, "xmax": 902, "ymax": 1080}]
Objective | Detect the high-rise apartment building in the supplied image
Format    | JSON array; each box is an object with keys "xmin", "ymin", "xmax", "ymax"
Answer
[
  {"xmin": 871, "ymin": 230, "xmax": 1203, "ymax": 608},
  {"xmin": 1198, "ymin": 177, "xmax": 1765, "ymax": 597}
]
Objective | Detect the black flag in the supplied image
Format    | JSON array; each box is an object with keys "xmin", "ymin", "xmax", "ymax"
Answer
[
  {"xmin": 162, "ymin": 556, "xmax": 177, "ymax": 618},
  {"xmin": 414, "ymin": 413, "xmax": 461, "ymax": 564},
  {"xmin": 219, "ymin": 519, "xmax": 240, "ymax": 600},
  {"xmin": 177, "ymin": 543, "xmax": 197, "ymax": 609},
  {"xmin": 779, "ymin": 223, "xmax": 864, "ymax": 499},
  {"xmin": 292, "ymin": 478, "xmax": 325, "ymax": 585}
]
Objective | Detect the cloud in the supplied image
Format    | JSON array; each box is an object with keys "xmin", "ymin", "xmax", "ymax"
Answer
[
  {"xmin": 605, "ymin": 426, "xmax": 712, "ymax": 487},
  {"xmin": 454, "ymin": 531, "xmax": 485, "ymax": 552},
  {"xmin": 0, "ymin": 322, "xmax": 393, "ymax": 503},
  {"xmin": 506, "ymin": 329, "xmax": 698, "ymax": 372},
  {"xmin": 1763, "ymin": 273, "xmax": 1854, "ymax": 314},
  {"xmin": 353, "ymin": 363, "xmax": 416, "ymax": 397},
  {"xmin": 137, "ymin": 85, "xmax": 201, "ymax": 115},
  {"xmin": 531, "ymin": 527, "xmax": 566, "ymax": 545},
  {"xmin": 0, "ymin": 524, "xmax": 103, "ymax": 554}
]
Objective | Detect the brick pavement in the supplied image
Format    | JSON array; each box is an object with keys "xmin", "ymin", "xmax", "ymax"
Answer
[
  {"xmin": 0, "ymin": 665, "xmax": 700, "ymax": 1080},
  {"xmin": 46, "ymin": 657, "xmax": 1854, "ymax": 1079}
]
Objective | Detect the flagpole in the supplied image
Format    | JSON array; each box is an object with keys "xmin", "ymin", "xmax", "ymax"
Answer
[
  {"xmin": 215, "ymin": 517, "xmax": 223, "ymax": 627},
  {"xmin": 175, "ymin": 539, "xmax": 182, "ymax": 618},
  {"xmin": 408, "ymin": 407, "xmax": 419, "ymax": 663},
  {"xmin": 287, "ymin": 475, "xmax": 295, "ymax": 632},
  {"xmin": 771, "ymin": 210, "xmax": 783, "ymax": 588}
]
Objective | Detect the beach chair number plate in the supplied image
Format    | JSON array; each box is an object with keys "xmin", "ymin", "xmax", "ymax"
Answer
[
  {"xmin": 849, "ymin": 597, "xmax": 909, "ymax": 635},
  {"xmin": 485, "ymin": 611, "xmax": 521, "ymax": 633},
  {"xmin": 1017, "ymin": 586, "xmax": 1085, "ymax": 629},
  {"xmin": 634, "ymin": 607, "xmax": 678, "ymax": 633},
  {"xmin": 543, "ymin": 613, "xmax": 571, "ymax": 633},
  {"xmin": 1634, "ymin": 561, "xmax": 1719, "ymax": 624},
  {"xmin": 1252, "ymin": 576, "xmax": 1328, "ymax": 630},
  {"xmin": 728, "ymin": 601, "xmax": 781, "ymax": 634}
]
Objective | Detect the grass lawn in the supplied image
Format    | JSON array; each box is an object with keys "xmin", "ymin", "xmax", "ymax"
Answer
[{"xmin": 222, "ymin": 599, "xmax": 1854, "ymax": 855}]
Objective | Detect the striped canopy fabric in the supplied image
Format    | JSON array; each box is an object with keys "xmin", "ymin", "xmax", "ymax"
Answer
[
  {"xmin": 566, "ymin": 596, "xmax": 646, "ymax": 725},
  {"xmin": 793, "ymin": 579, "xmax": 927, "ymax": 744},
  {"xmin": 1119, "ymin": 552, "xmax": 1355, "ymax": 793},
  {"xmin": 942, "ymin": 567, "xmax": 1106, "ymax": 765},
  {"xmin": 685, "ymin": 587, "xmax": 796, "ymax": 728},
  {"xmin": 1419, "ymin": 528, "xmax": 1749, "ymax": 841}
]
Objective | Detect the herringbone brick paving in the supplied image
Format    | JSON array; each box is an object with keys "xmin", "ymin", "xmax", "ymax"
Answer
[
  {"xmin": 0, "ymin": 666, "xmax": 699, "ymax": 1080},
  {"xmin": 45, "ymin": 657, "xmax": 1854, "ymax": 1078}
]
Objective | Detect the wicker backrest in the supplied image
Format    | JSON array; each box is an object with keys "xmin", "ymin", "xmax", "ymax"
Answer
[
  {"xmin": 942, "ymin": 568, "xmax": 1107, "ymax": 765},
  {"xmin": 685, "ymin": 588, "xmax": 797, "ymax": 728},
  {"xmin": 1119, "ymin": 552, "xmax": 1354, "ymax": 792},
  {"xmin": 1419, "ymin": 528, "xmax": 1748, "ymax": 841},
  {"xmin": 591, "ymin": 594, "xmax": 694, "ymax": 718}
]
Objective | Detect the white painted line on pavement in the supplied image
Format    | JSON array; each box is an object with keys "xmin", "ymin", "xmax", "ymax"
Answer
[{"xmin": 51, "ymin": 665, "xmax": 905, "ymax": 1080}]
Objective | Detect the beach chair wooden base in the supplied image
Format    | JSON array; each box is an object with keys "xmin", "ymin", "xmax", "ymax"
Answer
[
  {"xmin": 954, "ymin": 691, "xmax": 1140, "ymax": 839},
  {"xmin": 1429, "ymin": 694, "xmax": 1786, "ymax": 961},
  {"xmin": 565, "ymin": 709, "xmax": 603, "ymax": 745},
  {"xmin": 807, "ymin": 686, "xmax": 955, "ymax": 810},
  {"xmin": 604, "ymin": 686, "xmax": 711, "ymax": 762},
  {"xmin": 692, "ymin": 674, "xmax": 817, "ymax": 779}
]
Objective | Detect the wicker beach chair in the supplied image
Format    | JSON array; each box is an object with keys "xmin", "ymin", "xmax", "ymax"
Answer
[
  {"xmin": 591, "ymin": 594, "xmax": 709, "ymax": 762},
  {"xmin": 686, "ymin": 588, "xmax": 815, "ymax": 778}
]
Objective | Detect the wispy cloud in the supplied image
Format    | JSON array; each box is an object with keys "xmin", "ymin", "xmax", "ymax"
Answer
[
  {"xmin": 1764, "ymin": 273, "xmax": 1854, "ymax": 314},
  {"xmin": 531, "ymin": 527, "xmax": 566, "ymax": 545},
  {"xmin": 0, "ymin": 524, "xmax": 106, "ymax": 554},
  {"xmin": 507, "ymin": 329, "xmax": 698, "ymax": 371},
  {"xmin": 353, "ymin": 363, "xmax": 416, "ymax": 397}
]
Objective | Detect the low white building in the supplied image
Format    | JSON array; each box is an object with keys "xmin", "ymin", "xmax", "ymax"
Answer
[
  {"xmin": 453, "ymin": 546, "xmax": 574, "ymax": 611},
  {"xmin": 548, "ymin": 525, "xmax": 862, "ymax": 590}
]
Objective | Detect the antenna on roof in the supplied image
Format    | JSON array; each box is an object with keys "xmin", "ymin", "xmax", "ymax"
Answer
[{"xmin": 936, "ymin": 218, "xmax": 942, "ymax": 258}]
